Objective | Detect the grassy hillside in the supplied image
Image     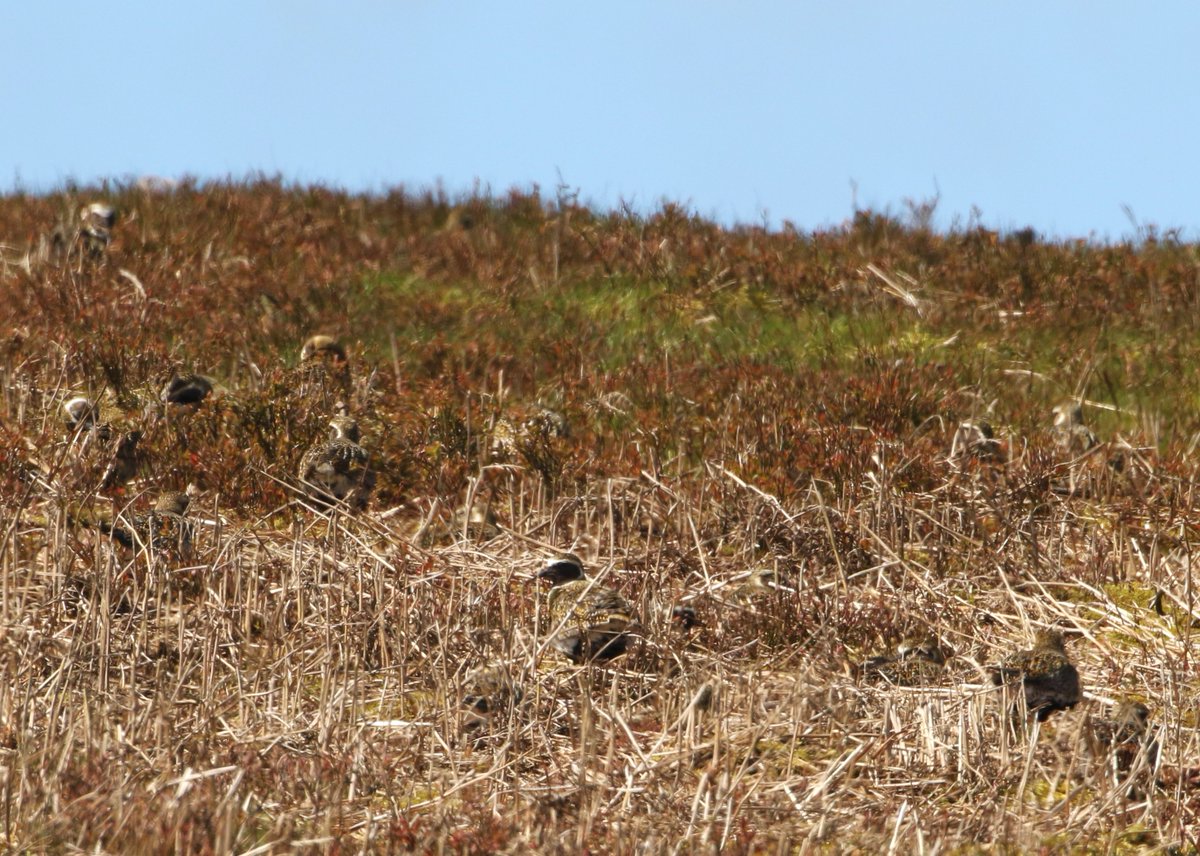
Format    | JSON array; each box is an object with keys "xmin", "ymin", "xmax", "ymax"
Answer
[{"xmin": 1, "ymin": 180, "xmax": 1199, "ymax": 852}]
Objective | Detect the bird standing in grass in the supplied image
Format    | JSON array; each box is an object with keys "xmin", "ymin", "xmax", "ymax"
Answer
[
  {"xmin": 862, "ymin": 630, "xmax": 952, "ymax": 685},
  {"xmin": 63, "ymin": 396, "xmax": 112, "ymax": 442},
  {"xmin": 99, "ymin": 430, "xmax": 143, "ymax": 491},
  {"xmin": 160, "ymin": 373, "xmax": 215, "ymax": 406},
  {"xmin": 1088, "ymin": 701, "xmax": 1158, "ymax": 778},
  {"xmin": 298, "ymin": 415, "xmax": 375, "ymax": 511},
  {"xmin": 100, "ymin": 485, "xmax": 198, "ymax": 558},
  {"xmin": 1051, "ymin": 402, "xmax": 1098, "ymax": 457},
  {"xmin": 79, "ymin": 202, "xmax": 117, "ymax": 255},
  {"xmin": 536, "ymin": 553, "xmax": 638, "ymax": 663},
  {"xmin": 990, "ymin": 629, "xmax": 1082, "ymax": 721}
]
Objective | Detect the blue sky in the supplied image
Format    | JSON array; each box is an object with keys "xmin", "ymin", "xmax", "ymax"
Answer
[{"xmin": 4, "ymin": 3, "xmax": 1198, "ymax": 238}]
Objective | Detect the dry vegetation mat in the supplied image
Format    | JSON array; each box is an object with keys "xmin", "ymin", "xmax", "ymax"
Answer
[{"xmin": 1, "ymin": 181, "xmax": 1199, "ymax": 852}]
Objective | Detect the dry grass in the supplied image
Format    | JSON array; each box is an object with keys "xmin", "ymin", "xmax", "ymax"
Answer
[{"xmin": 1, "ymin": 181, "xmax": 1199, "ymax": 853}]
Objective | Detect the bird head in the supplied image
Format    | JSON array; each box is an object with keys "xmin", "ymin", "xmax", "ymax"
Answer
[
  {"xmin": 329, "ymin": 416, "xmax": 361, "ymax": 443},
  {"xmin": 536, "ymin": 553, "xmax": 586, "ymax": 586}
]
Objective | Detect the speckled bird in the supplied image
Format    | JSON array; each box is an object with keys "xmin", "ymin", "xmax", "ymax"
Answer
[
  {"xmin": 101, "ymin": 485, "xmax": 197, "ymax": 557},
  {"xmin": 990, "ymin": 629, "xmax": 1082, "ymax": 720},
  {"xmin": 862, "ymin": 631, "xmax": 952, "ymax": 686},
  {"xmin": 78, "ymin": 202, "xmax": 116, "ymax": 256},
  {"xmin": 1088, "ymin": 701, "xmax": 1158, "ymax": 776},
  {"xmin": 536, "ymin": 553, "xmax": 638, "ymax": 663},
  {"xmin": 298, "ymin": 415, "xmax": 375, "ymax": 511}
]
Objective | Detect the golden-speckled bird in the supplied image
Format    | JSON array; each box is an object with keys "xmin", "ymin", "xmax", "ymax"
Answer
[
  {"xmin": 298, "ymin": 415, "xmax": 375, "ymax": 511},
  {"xmin": 536, "ymin": 553, "xmax": 638, "ymax": 663},
  {"xmin": 300, "ymin": 334, "xmax": 348, "ymax": 364},
  {"xmin": 861, "ymin": 631, "xmax": 952, "ymax": 686},
  {"xmin": 461, "ymin": 664, "xmax": 524, "ymax": 732},
  {"xmin": 990, "ymin": 629, "xmax": 1081, "ymax": 720},
  {"xmin": 101, "ymin": 485, "xmax": 197, "ymax": 557},
  {"xmin": 1088, "ymin": 701, "xmax": 1158, "ymax": 777}
]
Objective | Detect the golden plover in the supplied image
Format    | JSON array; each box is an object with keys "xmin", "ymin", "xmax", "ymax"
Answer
[
  {"xmin": 298, "ymin": 415, "xmax": 375, "ymax": 511},
  {"xmin": 536, "ymin": 553, "xmax": 638, "ymax": 663},
  {"xmin": 990, "ymin": 629, "xmax": 1082, "ymax": 721}
]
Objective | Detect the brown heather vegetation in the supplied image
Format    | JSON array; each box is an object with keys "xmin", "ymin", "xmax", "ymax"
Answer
[{"xmin": 1, "ymin": 179, "xmax": 1200, "ymax": 853}]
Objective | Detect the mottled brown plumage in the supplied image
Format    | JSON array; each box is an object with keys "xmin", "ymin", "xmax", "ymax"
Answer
[
  {"xmin": 1088, "ymin": 701, "xmax": 1158, "ymax": 777},
  {"xmin": 101, "ymin": 486, "xmax": 197, "ymax": 557},
  {"xmin": 990, "ymin": 629, "xmax": 1081, "ymax": 720},
  {"xmin": 537, "ymin": 554, "xmax": 638, "ymax": 663},
  {"xmin": 862, "ymin": 631, "xmax": 952, "ymax": 686},
  {"xmin": 298, "ymin": 416, "xmax": 375, "ymax": 511}
]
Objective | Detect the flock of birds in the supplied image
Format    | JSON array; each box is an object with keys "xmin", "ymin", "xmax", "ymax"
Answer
[{"xmin": 30, "ymin": 201, "xmax": 1158, "ymax": 785}]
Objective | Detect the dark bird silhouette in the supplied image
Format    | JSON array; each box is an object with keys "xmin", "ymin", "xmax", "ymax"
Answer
[
  {"xmin": 990, "ymin": 629, "xmax": 1082, "ymax": 721},
  {"xmin": 160, "ymin": 374, "xmax": 214, "ymax": 405},
  {"xmin": 536, "ymin": 553, "xmax": 638, "ymax": 663},
  {"xmin": 298, "ymin": 415, "xmax": 375, "ymax": 511},
  {"xmin": 100, "ymin": 430, "xmax": 143, "ymax": 491}
]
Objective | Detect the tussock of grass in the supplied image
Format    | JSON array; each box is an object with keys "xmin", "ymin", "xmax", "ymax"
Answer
[{"xmin": 1, "ymin": 180, "xmax": 1200, "ymax": 851}]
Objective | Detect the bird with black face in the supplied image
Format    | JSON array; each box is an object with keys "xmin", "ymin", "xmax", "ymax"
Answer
[
  {"xmin": 99, "ymin": 485, "xmax": 198, "ymax": 558},
  {"xmin": 298, "ymin": 415, "xmax": 376, "ymax": 511},
  {"xmin": 535, "ymin": 553, "xmax": 639, "ymax": 664},
  {"xmin": 63, "ymin": 396, "xmax": 112, "ymax": 442},
  {"xmin": 990, "ymin": 629, "xmax": 1082, "ymax": 721},
  {"xmin": 160, "ymin": 373, "xmax": 215, "ymax": 406},
  {"xmin": 861, "ymin": 630, "xmax": 952, "ymax": 686}
]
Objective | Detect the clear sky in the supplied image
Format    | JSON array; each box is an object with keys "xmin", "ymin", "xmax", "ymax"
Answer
[{"xmin": 4, "ymin": 2, "xmax": 1198, "ymax": 239}]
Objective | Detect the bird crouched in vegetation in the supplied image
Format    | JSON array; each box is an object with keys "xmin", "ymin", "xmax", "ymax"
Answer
[
  {"xmin": 298, "ymin": 415, "xmax": 376, "ymax": 511},
  {"xmin": 78, "ymin": 202, "xmax": 117, "ymax": 256},
  {"xmin": 299, "ymin": 334, "xmax": 351, "ymax": 399},
  {"xmin": 990, "ymin": 629, "xmax": 1081, "ymax": 721},
  {"xmin": 1051, "ymin": 402, "xmax": 1099, "ymax": 458},
  {"xmin": 63, "ymin": 396, "xmax": 112, "ymax": 442},
  {"xmin": 949, "ymin": 419, "xmax": 1003, "ymax": 464},
  {"xmin": 861, "ymin": 631, "xmax": 952, "ymax": 686},
  {"xmin": 99, "ymin": 430, "xmax": 144, "ymax": 492},
  {"xmin": 536, "ymin": 553, "xmax": 639, "ymax": 664},
  {"xmin": 99, "ymin": 486, "xmax": 198, "ymax": 559},
  {"xmin": 160, "ymin": 373, "xmax": 215, "ymax": 406},
  {"xmin": 48, "ymin": 202, "xmax": 116, "ymax": 261},
  {"xmin": 1087, "ymin": 701, "xmax": 1159, "ymax": 784}
]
